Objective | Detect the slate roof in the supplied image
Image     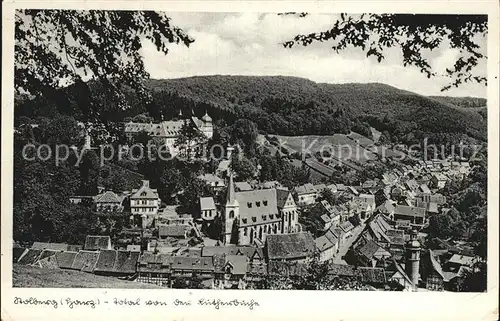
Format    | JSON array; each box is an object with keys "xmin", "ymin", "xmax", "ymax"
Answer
[
  {"xmin": 55, "ymin": 251, "xmax": 78, "ymax": 269},
  {"xmin": 71, "ymin": 250, "xmax": 100, "ymax": 272},
  {"xmin": 84, "ymin": 235, "xmax": 111, "ymax": 251},
  {"xmin": 276, "ymin": 188, "xmax": 292, "ymax": 208},
  {"xmin": 266, "ymin": 232, "xmax": 316, "ymax": 260},
  {"xmin": 200, "ymin": 197, "xmax": 216, "ymax": 210}
]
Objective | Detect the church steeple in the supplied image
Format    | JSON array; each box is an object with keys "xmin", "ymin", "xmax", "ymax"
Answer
[{"xmin": 226, "ymin": 171, "xmax": 236, "ymax": 205}]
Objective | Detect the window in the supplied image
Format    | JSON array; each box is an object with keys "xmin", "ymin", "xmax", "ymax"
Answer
[
  {"xmin": 256, "ymin": 202, "xmax": 261, "ymax": 207},
  {"xmin": 229, "ymin": 210, "xmax": 235, "ymax": 219},
  {"xmin": 263, "ymin": 201, "xmax": 268, "ymax": 206},
  {"xmin": 247, "ymin": 202, "xmax": 252, "ymax": 208},
  {"xmin": 141, "ymin": 192, "xmax": 147, "ymax": 196},
  {"xmin": 244, "ymin": 227, "xmax": 248, "ymax": 236}
]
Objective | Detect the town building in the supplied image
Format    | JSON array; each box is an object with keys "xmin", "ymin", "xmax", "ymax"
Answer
[
  {"xmin": 265, "ymin": 232, "xmax": 316, "ymax": 263},
  {"xmin": 130, "ymin": 180, "xmax": 160, "ymax": 227},
  {"xmin": 294, "ymin": 183, "xmax": 318, "ymax": 206},
  {"xmin": 93, "ymin": 190, "xmax": 125, "ymax": 212},
  {"xmin": 222, "ymin": 172, "xmax": 300, "ymax": 245},
  {"xmin": 393, "ymin": 205, "xmax": 426, "ymax": 226},
  {"xmin": 123, "ymin": 112, "xmax": 213, "ymax": 155},
  {"xmin": 199, "ymin": 197, "xmax": 217, "ymax": 221}
]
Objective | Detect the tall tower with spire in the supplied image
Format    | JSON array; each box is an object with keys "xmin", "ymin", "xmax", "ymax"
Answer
[
  {"xmin": 405, "ymin": 229, "xmax": 421, "ymax": 290},
  {"xmin": 223, "ymin": 149, "xmax": 239, "ymax": 244}
]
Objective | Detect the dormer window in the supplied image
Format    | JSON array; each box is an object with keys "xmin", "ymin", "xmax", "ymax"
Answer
[
  {"xmin": 242, "ymin": 218, "xmax": 247, "ymax": 224},
  {"xmin": 263, "ymin": 201, "xmax": 268, "ymax": 206},
  {"xmin": 262, "ymin": 215, "xmax": 267, "ymax": 221},
  {"xmin": 256, "ymin": 202, "xmax": 261, "ymax": 207},
  {"xmin": 141, "ymin": 191, "xmax": 147, "ymax": 196},
  {"xmin": 252, "ymin": 216, "xmax": 257, "ymax": 222},
  {"xmin": 247, "ymin": 202, "xmax": 252, "ymax": 208}
]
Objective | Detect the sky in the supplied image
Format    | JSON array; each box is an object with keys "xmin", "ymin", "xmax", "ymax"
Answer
[{"xmin": 139, "ymin": 12, "xmax": 487, "ymax": 98}]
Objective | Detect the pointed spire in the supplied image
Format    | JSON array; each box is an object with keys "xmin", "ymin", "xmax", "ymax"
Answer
[{"xmin": 226, "ymin": 171, "xmax": 236, "ymax": 205}]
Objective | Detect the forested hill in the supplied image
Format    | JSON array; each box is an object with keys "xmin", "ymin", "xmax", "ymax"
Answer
[{"xmin": 15, "ymin": 75, "xmax": 487, "ymax": 144}]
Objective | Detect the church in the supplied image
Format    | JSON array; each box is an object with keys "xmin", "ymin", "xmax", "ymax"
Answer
[
  {"xmin": 222, "ymin": 172, "xmax": 302, "ymax": 246},
  {"xmin": 124, "ymin": 111, "xmax": 213, "ymax": 155}
]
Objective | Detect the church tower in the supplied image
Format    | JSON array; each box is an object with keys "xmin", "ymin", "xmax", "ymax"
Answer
[
  {"xmin": 223, "ymin": 168, "xmax": 239, "ymax": 244},
  {"xmin": 405, "ymin": 230, "xmax": 421, "ymax": 290},
  {"xmin": 200, "ymin": 111, "xmax": 213, "ymax": 139}
]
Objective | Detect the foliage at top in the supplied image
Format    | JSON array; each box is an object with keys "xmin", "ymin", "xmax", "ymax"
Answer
[{"xmin": 283, "ymin": 14, "xmax": 487, "ymax": 91}]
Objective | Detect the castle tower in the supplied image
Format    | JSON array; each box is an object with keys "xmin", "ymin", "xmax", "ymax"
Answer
[
  {"xmin": 200, "ymin": 111, "xmax": 213, "ymax": 139},
  {"xmin": 223, "ymin": 168, "xmax": 239, "ymax": 244},
  {"xmin": 405, "ymin": 230, "xmax": 421, "ymax": 289}
]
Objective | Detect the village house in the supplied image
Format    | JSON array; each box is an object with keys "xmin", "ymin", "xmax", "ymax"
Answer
[
  {"xmin": 93, "ymin": 190, "xmax": 125, "ymax": 212},
  {"xmin": 347, "ymin": 238, "xmax": 392, "ymax": 268},
  {"xmin": 294, "ymin": 183, "xmax": 318, "ymax": 206},
  {"xmin": 265, "ymin": 232, "xmax": 316, "ymax": 263},
  {"xmin": 393, "ymin": 205, "xmax": 426, "ymax": 226},
  {"xmin": 197, "ymin": 173, "xmax": 226, "ymax": 191},
  {"xmin": 430, "ymin": 173, "xmax": 448, "ymax": 189},
  {"xmin": 199, "ymin": 197, "xmax": 217, "ymax": 221},
  {"xmin": 315, "ymin": 235, "xmax": 336, "ymax": 262},
  {"xmin": 93, "ymin": 250, "xmax": 140, "ymax": 277},
  {"xmin": 158, "ymin": 225, "xmax": 192, "ymax": 240},
  {"xmin": 339, "ymin": 221, "xmax": 355, "ymax": 239},
  {"xmin": 130, "ymin": 180, "xmax": 160, "ymax": 227}
]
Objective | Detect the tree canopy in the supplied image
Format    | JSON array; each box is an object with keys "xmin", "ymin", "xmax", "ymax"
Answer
[
  {"xmin": 283, "ymin": 14, "xmax": 487, "ymax": 91},
  {"xmin": 15, "ymin": 9, "xmax": 193, "ymax": 121}
]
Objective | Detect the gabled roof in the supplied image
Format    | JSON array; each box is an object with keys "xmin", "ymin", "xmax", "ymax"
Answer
[
  {"xmin": 276, "ymin": 188, "xmax": 292, "ymax": 208},
  {"xmin": 94, "ymin": 191, "xmax": 123, "ymax": 203},
  {"xmin": 130, "ymin": 180, "xmax": 159, "ymax": 200},
  {"xmin": 339, "ymin": 221, "xmax": 354, "ymax": 233},
  {"xmin": 295, "ymin": 183, "xmax": 317, "ymax": 195},
  {"xmin": 266, "ymin": 232, "xmax": 316, "ymax": 260}
]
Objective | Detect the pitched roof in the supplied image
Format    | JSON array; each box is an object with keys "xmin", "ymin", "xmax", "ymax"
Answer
[
  {"xmin": 448, "ymin": 254, "xmax": 475, "ymax": 266},
  {"xmin": 158, "ymin": 225, "xmax": 190, "ymax": 238},
  {"xmin": 295, "ymin": 183, "xmax": 317, "ymax": 195},
  {"xmin": 94, "ymin": 249, "xmax": 117, "ymax": 272},
  {"xmin": 198, "ymin": 173, "xmax": 225, "ymax": 184},
  {"xmin": 276, "ymin": 188, "xmax": 292, "ymax": 208},
  {"xmin": 114, "ymin": 251, "xmax": 140, "ymax": 274},
  {"xmin": 236, "ymin": 189, "xmax": 281, "ymax": 225},
  {"xmin": 428, "ymin": 249, "xmax": 445, "ymax": 280},
  {"xmin": 31, "ymin": 242, "xmax": 69, "ymax": 251},
  {"xmin": 171, "ymin": 257, "xmax": 214, "ymax": 271},
  {"xmin": 235, "ymin": 181, "xmax": 253, "ymax": 191},
  {"xmin": 315, "ymin": 235, "xmax": 334, "ymax": 252},
  {"xmin": 94, "ymin": 191, "xmax": 123, "ymax": 203},
  {"xmin": 324, "ymin": 229, "xmax": 340, "ymax": 245},
  {"xmin": 200, "ymin": 197, "xmax": 216, "ymax": 210},
  {"xmin": 358, "ymin": 267, "xmax": 387, "ymax": 284},
  {"xmin": 18, "ymin": 249, "xmax": 42, "ymax": 265},
  {"xmin": 71, "ymin": 250, "xmax": 100, "ymax": 272},
  {"xmin": 394, "ymin": 205, "xmax": 426, "ymax": 218},
  {"xmin": 127, "ymin": 245, "xmax": 141, "ymax": 252},
  {"xmin": 84, "ymin": 235, "xmax": 111, "ymax": 250},
  {"xmin": 225, "ymin": 255, "xmax": 248, "ymax": 275},
  {"xmin": 268, "ymin": 261, "xmax": 308, "ymax": 277},
  {"xmin": 266, "ymin": 232, "xmax": 316, "ymax": 260},
  {"xmin": 130, "ymin": 180, "xmax": 159, "ymax": 200},
  {"xmin": 357, "ymin": 240, "xmax": 384, "ymax": 259}
]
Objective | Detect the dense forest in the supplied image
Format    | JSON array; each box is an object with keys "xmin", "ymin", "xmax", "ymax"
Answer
[{"xmin": 15, "ymin": 76, "xmax": 487, "ymax": 146}]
